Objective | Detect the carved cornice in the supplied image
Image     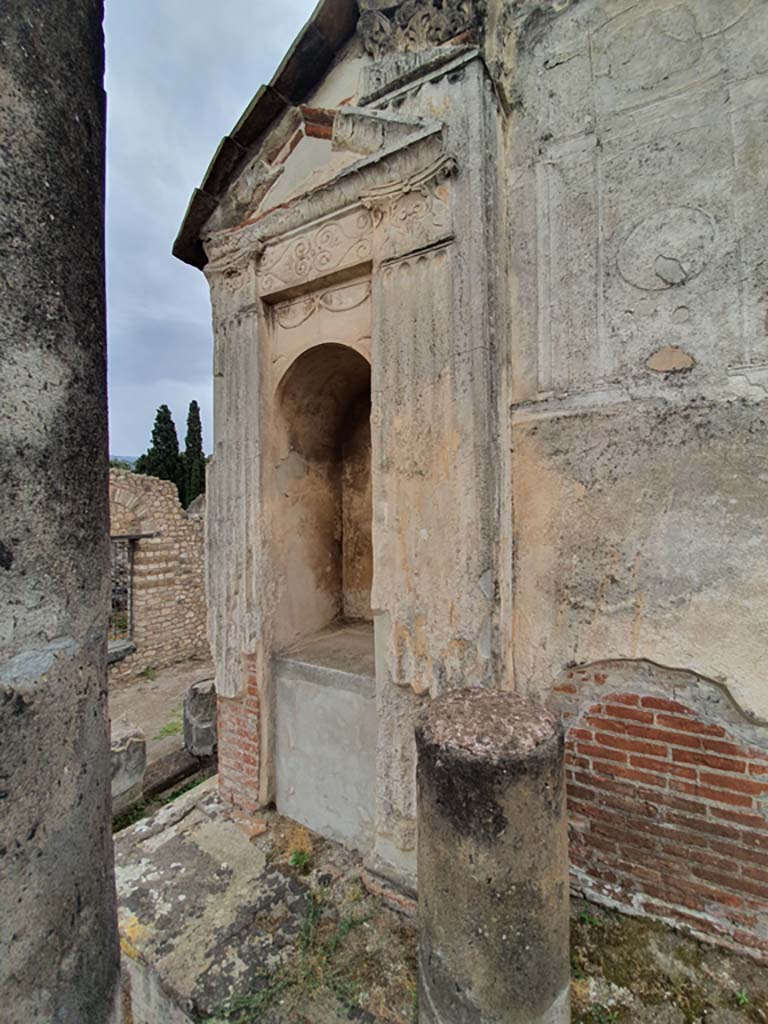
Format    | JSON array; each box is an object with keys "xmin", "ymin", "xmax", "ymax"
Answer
[
  {"xmin": 357, "ymin": 0, "xmax": 479, "ymax": 58},
  {"xmin": 359, "ymin": 153, "xmax": 458, "ymax": 211},
  {"xmin": 360, "ymin": 153, "xmax": 457, "ymax": 261}
]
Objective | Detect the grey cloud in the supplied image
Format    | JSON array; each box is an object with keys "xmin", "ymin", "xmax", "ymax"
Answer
[{"xmin": 105, "ymin": 0, "xmax": 315, "ymax": 455}]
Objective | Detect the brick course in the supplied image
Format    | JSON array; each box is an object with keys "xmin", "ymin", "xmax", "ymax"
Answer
[
  {"xmin": 556, "ymin": 664, "xmax": 768, "ymax": 960},
  {"xmin": 217, "ymin": 653, "xmax": 261, "ymax": 814}
]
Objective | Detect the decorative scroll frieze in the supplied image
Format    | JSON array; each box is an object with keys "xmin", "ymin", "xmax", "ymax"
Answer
[
  {"xmin": 357, "ymin": 0, "xmax": 478, "ymax": 59},
  {"xmin": 258, "ymin": 208, "xmax": 373, "ymax": 298},
  {"xmin": 360, "ymin": 153, "xmax": 457, "ymax": 261},
  {"xmin": 273, "ymin": 280, "xmax": 371, "ymax": 330}
]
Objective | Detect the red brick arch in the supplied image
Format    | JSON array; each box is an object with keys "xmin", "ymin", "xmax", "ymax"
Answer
[{"xmin": 554, "ymin": 662, "xmax": 768, "ymax": 961}]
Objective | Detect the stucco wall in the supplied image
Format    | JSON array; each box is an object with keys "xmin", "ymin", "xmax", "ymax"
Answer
[
  {"xmin": 497, "ymin": 0, "xmax": 768, "ymax": 956},
  {"xmin": 498, "ymin": 0, "xmax": 768, "ymax": 718},
  {"xmin": 109, "ymin": 469, "xmax": 208, "ymax": 679}
]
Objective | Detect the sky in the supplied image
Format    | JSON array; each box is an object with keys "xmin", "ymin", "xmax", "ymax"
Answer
[{"xmin": 104, "ymin": 0, "xmax": 316, "ymax": 457}]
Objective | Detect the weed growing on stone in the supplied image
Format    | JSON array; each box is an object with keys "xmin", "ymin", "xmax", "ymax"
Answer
[
  {"xmin": 112, "ymin": 800, "xmax": 149, "ymax": 832},
  {"xmin": 139, "ymin": 664, "xmax": 156, "ymax": 681},
  {"xmin": 112, "ymin": 771, "xmax": 211, "ymax": 832},
  {"xmin": 569, "ymin": 899, "xmax": 768, "ymax": 1024},
  {"xmin": 155, "ymin": 718, "xmax": 182, "ymax": 738},
  {"xmin": 204, "ymin": 890, "xmax": 373, "ymax": 1023},
  {"xmin": 579, "ymin": 905, "xmax": 600, "ymax": 928},
  {"xmin": 592, "ymin": 1009, "xmax": 620, "ymax": 1024},
  {"xmin": 160, "ymin": 774, "xmax": 208, "ymax": 803},
  {"xmin": 289, "ymin": 849, "xmax": 311, "ymax": 872}
]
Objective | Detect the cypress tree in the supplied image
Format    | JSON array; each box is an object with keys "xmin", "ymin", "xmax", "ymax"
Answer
[
  {"xmin": 135, "ymin": 404, "xmax": 184, "ymax": 502},
  {"xmin": 184, "ymin": 399, "xmax": 206, "ymax": 507}
]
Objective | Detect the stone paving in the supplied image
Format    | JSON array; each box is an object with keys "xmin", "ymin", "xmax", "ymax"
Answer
[
  {"xmin": 115, "ymin": 779, "xmax": 768, "ymax": 1024},
  {"xmin": 116, "ymin": 778, "xmax": 416, "ymax": 1024}
]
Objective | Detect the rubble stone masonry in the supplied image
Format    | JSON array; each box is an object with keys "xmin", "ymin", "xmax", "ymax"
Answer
[{"xmin": 109, "ymin": 469, "xmax": 208, "ymax": 680}]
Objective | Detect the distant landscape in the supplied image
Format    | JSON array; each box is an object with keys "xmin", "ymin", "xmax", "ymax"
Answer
[{"xmin": 110, "ymin": 455, "xmax": 137, "ymax": 466}]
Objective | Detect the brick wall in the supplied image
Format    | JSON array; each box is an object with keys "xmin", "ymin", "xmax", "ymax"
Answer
[
  {"xmin": 217, "ymin": 653, "xmax": 261, "ymax": 814},
  {"xmin": 555, "ymin": 661, "xmax": 768, "ymax": 961},
  {"xmin": 108, "ymin": 469, "xmax": 209, "ymax": 681}
]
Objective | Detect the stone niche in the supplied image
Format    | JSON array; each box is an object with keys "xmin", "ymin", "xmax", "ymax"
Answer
[
  {"xmin": 268, "ymin": 281, "xmax": 377, "ymax": 851},
  {"xmin": 270, "ymin": 291, "xmax": 373, "ymax": 646},
  {"xmin": 197, "ymin": 40, "xmax": 502, "ymax": 881}
]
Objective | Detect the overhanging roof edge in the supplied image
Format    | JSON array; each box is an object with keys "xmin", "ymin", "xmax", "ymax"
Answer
[{"xmin": 173, "ymin": 0, "xmax": 359, "ymax": 269}]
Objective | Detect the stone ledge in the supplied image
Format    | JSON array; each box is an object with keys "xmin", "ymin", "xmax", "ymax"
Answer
[
  {"xmin": 108, "ymin": 639, "xmax": 136, "ymax": 665},
  {"xmin": 115, "ymin": 778, "xmax": 417, "ymax": 1023}
]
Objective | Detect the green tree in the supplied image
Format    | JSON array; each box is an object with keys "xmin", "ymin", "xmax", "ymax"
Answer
[
  {"xmin": 183, "ymin": 400, "xmax": 206, "ymax": 507},
  {"xmin": 135, "ymin": 404, "xmax": 184, "ymax": 502}
]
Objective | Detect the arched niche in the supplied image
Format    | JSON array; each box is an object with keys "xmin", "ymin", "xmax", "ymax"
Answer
[{"xmin": 272, "ymin": 342, "xmax": 372, "ymax": 647}]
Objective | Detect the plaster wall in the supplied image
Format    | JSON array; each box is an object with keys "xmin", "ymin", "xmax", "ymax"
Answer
[
  {"xmin": 274, "ymin": 657, "xmax": 376, "ymax": 850},
  {"xmin": 497, "ymin": 0, "xmax": 768, "ymax": 721},
  {"xmin": 494, "ymin": 0, "xmax": 768, "ymax": 954}
]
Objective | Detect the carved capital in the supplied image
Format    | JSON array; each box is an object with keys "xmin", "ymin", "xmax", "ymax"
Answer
[
  {"xmin": 357, "ymin": 0, "xmax": 478, "ymax": 58},
  {"xmin": 203, "ymin": 234, "xmax": 263, "ymax": 322},
  {"xmin": 204, "ymin": 229, "xmax": 264, "ymax": 279}
]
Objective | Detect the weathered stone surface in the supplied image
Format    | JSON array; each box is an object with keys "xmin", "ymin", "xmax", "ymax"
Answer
[
  {"xmin": 113, "ymin": 791, "xmax": 768, "ymax": 1023},
  {"xmin": 111, "ymin": 719, "xmax": 147, "ymax": 815},
  {"xmin": 183, "ymin": 678, "xmax": 217, "ymax": 757},
  {"xmin": 115, "ymin": 779, "xmax": 417, "ymax": 1023},
  {"xmin": 0, "ymin": 2, "xmax": 121, "ymax": 1019},
  {"xmin": 416, "ymin": 690, "xmax": 570, "ymax": 1023}
]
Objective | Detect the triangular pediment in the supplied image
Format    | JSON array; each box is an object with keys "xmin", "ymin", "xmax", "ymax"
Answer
[{"xmin": 173, "ymin": 0, "xmax": 482, "ymax": 268}]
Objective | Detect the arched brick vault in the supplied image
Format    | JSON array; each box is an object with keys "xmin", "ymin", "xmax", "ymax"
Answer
[
  {"xmin": 109, "ymin": 472, "xmax": 159, "ymax": 537},
  {"xmin": 553, "ymin": 660, "xmax": 768, "ymax": 962}
]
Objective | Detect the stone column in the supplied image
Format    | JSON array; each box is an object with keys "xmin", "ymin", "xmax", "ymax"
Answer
[
  {"xmin": 0, "ymin": 2, "xmax": 121, "ymax": 1022},
  {"xmin": 416, "ymin": 690, "xmax": 570, "ymax": 1024}
]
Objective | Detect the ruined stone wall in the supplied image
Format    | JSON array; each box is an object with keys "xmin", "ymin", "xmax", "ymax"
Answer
[
  {"xmin": 494, "ymin": 0, "xmax": 768, "ymax": 958},
  {"xmin": 109, "ymin": 469, "xmax": 208, "ymax": 680}
]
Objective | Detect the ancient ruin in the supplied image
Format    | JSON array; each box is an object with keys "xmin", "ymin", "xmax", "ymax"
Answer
[
  {"xmin": 173, "ymin": 0, "xmax": 768, "ymax": 962},
  {"xmin": 4, "ymin": 0, "xmax": 768, "ymax": 1020},
  {"xmin": 108, "ymin": 468, "xmax": 208, "ymax": 681}
]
